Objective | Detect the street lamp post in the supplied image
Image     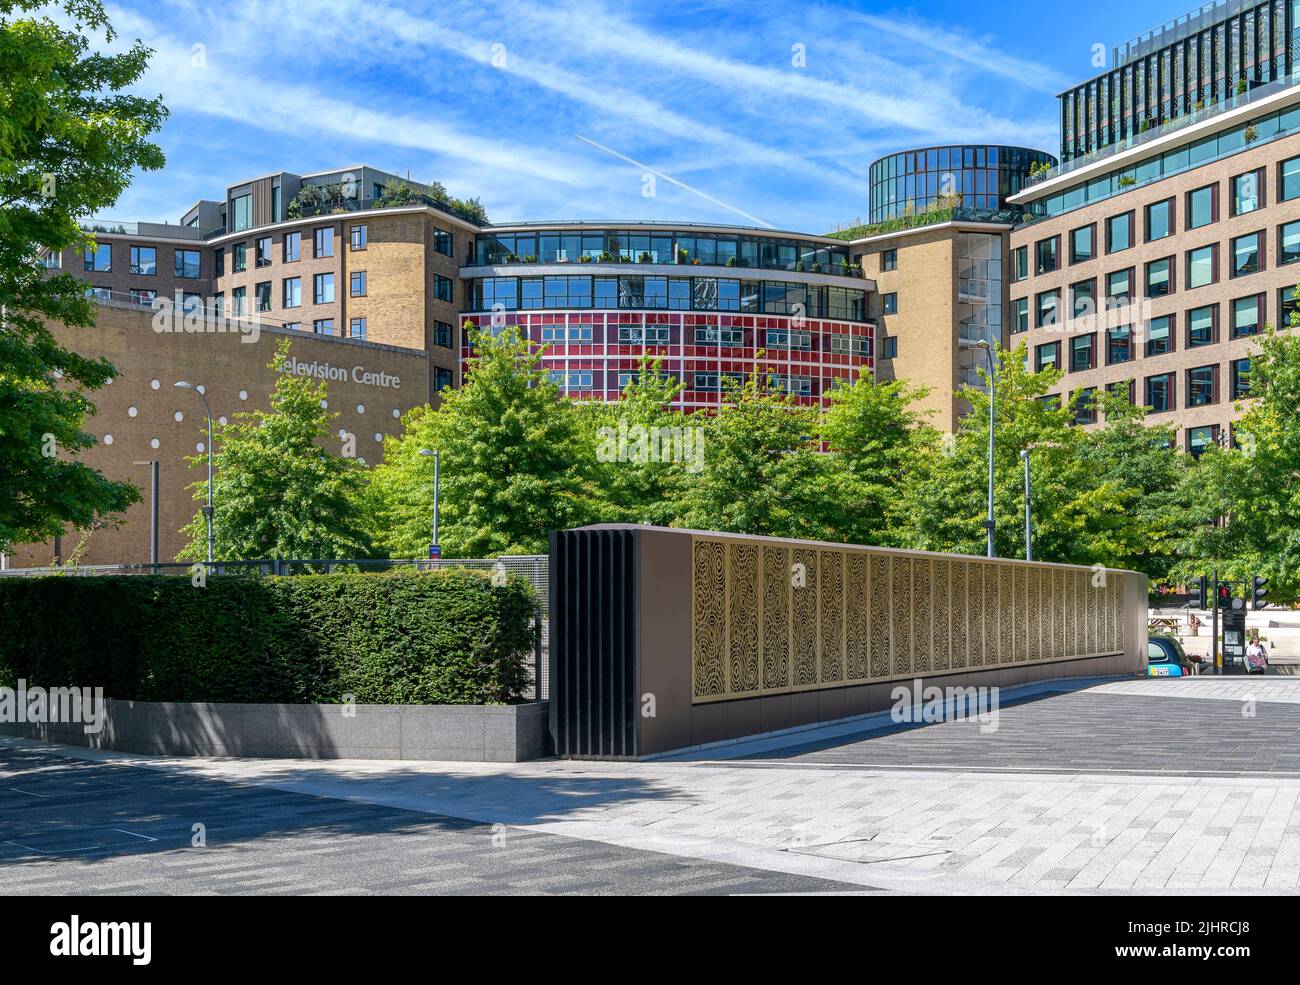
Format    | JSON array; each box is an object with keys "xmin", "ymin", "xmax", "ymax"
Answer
[
  {"xmin": 1020, "ymin": 449, "xmax": 1032, "ymax": 562},
  {"xmin": 975, "ymin": 341, "xmax": 997, "ymax": 558},
  {"xmin": 419, "ymin": 448, "xmax": 440, "ymax": 558},
  {"xmin": 174, "ymin": 381, "xmax": 214, "ymax": 563}
]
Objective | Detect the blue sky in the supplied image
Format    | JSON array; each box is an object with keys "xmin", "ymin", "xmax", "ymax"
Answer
[{"xmin": 101, "ymin": 0, "xmax": 1173, "ymax": 233}]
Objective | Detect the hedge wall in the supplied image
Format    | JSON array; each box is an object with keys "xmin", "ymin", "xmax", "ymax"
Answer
[{"xmin": 0, "ymin": 569, "xmax": 536, "ymax": 704}]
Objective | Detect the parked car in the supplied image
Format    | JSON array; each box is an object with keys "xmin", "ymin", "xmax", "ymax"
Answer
[{"xmin": 1147, "ymin": 634, "xmax": 1194, "ymax": 677}]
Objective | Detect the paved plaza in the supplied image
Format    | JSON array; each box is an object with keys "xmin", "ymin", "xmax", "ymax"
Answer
[{"xmin": 4, "ymin": 676, "xmax": 1300, "ymax": 894}]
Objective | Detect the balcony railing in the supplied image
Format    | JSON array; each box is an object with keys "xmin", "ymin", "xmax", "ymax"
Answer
[{"xmin": 466, "ymin": 250, "xmax": 864, "ymax": 279}]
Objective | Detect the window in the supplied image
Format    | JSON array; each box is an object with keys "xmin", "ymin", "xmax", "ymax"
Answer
[
  {"xmin": 233, "ymin": 242, "xmax": 247, "ymax": 273},
  {"xmin": 284, "ymin": 232, "xmax": 300, "ymax": 262},
  {"xmin": 1106, "ymin": 212, "xmax": 1132, "ymax": 253},
  {"xmin": 881, "ymin": 336, "xmax": 898, "ymax": 359},
  {"xmin": 1146, "ymin": 315, "xmax": 1172, "ymax": 356},
  {"xmin": 214, "ymin": 248, "xmax": 224, "ymax": 277},
  {"xmin": 1012, "ymin": 297, "xmax": 1029, "ymax": 333},
  {"xmin": 1186, "ymin": 244, "xmax": 1216, "ymax": 288},
  {"xmin": 1035, "ymin": 341, "xmax": 1060, "ymax": 372},
  {"xmin": 230, "ymin": 193, "xmax": 251, "ymax": 232},
  {"xmin": 434, "ymin": 321, "xmax": 453, "ymax": 347},
  {"xmin": 882, "ymin": 292, "xmax": 897, "ymax": 314},
  {"xmin": 349, "ymin": 317, "xmax": 366, "ymax": 340},
  {"xmin": 1070, "ymin": 224, "xmax": 1094, "ymax": 263},
  {"xmin": 1232, "ymin": 169, "xmax": 1263, "ymax": 215},
  {"xmin": 128, "ymin": 288, "xmax": 156, "ymax": 306},
  {"xmin": 282, "ymin": 322, "xmax": 301, "ymax": 332},
  {"xmin": 1145, "ymin": 373, "xmax": 1174, "ymax": 413},
  {"xmin": 83, "ymin": 243, "xmax": 111, "ymax": 272},
  {"xmin": 350, "ymin": 271, "xmax": 366, "ymax": 297},
  {"xmin": 1012, "ymin": 245, "xmax": 1028, "ymax": 281},
  {"xmin": 129, "ymin": 245, "xmax": 156, "ymax": 276},
  {"xmin": 1186, "ymin": 185, "xmax": 1216, "ymax": 229},
  {"xmin": 433, "ymin": 227, "xmax": 453, "ymax": 257},
  {"xmin": 765, "ymin": 328, "xmax": 813, "ymax": 350},
  {"xmin": 255, "ymin": 236, "xmax": 272, "ymax": 267},
  {"xmin": 1187, "ymin": 365, "xmax": 1218, "ymax": 407},
  {"xmin": 1231, "ymin": 357, "xmax": 1252, "ymax": 399},
  {"xmin": 312, "ymin": 318, "xmax": 334, "ymax": 335},
  {"xmin": 255, "ymin": 281, "xmax": 271, "ymax": 312},
  {"xmin": 1187, "ymin": 425, "xmax": 1219, "ymax": 458},
  {"xmin": 212, "ymin": 292, "xmax": 223, "ymax": 315},
  {"xmin": 314, "ymin": 226, "xmax": 334, "ymax": 258},
  {"xmin": 1145, "ymin": 257, "xmax": 1172, "ymax": 297},
  {"xmin": 350, "ymin": 224, "xmax": 367, "ymax": 251},
  {"xmin": 1035, "ymin": 289, "xmax": 1059, "ymax": 328},
  {"xmin": 181, "ymin": 291, "xmax": 202, "ymax": 313},
  {"xmin": 1283, "ymin": 285, "xmax": 1300, "ymax": 326},
  {"xmin": 1071, "ymin": 280, "xmax": 1095, "ymax": 321},
  {"xmin": 1231, "ymin": 232, "xmax": 1263, "ymax": 277},
  {"xmin": 1232, "ymin": 295, "xmax": 1261, "ymax": 337},
  {"xmin": 231, "ymin": 286, "xmax": 247, "ymax": 316},
  {"xmin": 881, "ymin": 248, "xmax": 897, "ymax": 271},
  {"xmin": 434, "ymin": 274, "xmax": 453, "ymax": 302},
  {"xmin": 1145, "ymin": 198, "xmax": 1173, "ymax": 241},
  {"xmin": 1280, "ymin": 220, "xmax": 1300, "ymax": 265},
  {"xmin": 1186, "ymin": 304, "xmax": 1216, "ymax": 347},
  {"xmin": 1281, "ymin": 155, "xmax": 1300, "ymax": 202},
  {"xmin": 1069, "ymin": 333, "xmax": 1095, "ymax": 372},
  {"xmin": 694, "ymin": 325, "xmax": 743, "ymax": 346},
  {"xmin": 1035, "ymin": 236, "xmax": 1058, "ymax": 273},
  {"xmin": 313, "ymin": 272, "xmax": 335, "ymax": 304},
  {"xmin": 1072, "ymin": 387, "xmax": 1097, "ymax": 425},
  {"xmin": 829, "ymin": 334, "xmax": 871, "ymax": 356},
  {"xmin": 283, "ymin": 277, "xmax": 301, "ymax": 308},
  {"xmin": 1107, "ymin": 325, "xmax": 1132, "ymax": 365},
  {"xmin": 174, "ymin": 249, "xmax": 200, "ymax": 279}
]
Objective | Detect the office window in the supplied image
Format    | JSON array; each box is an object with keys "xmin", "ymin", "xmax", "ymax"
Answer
[
  {"xmin": 1282, "ymin": 155, "xmax": 1300, "ymax": 202},
  {"xmin": 230, "ymin": 193, "xmax": 251, "ymax": 232},
  {"xmin": 1105, "ymin": 268, "xmax": 1132, "ymax": 302},
  {"xmin": 1107, "ymin": 325, "xmax": 1132, "ymax": 364},
  {"xmin": 434, "ymin": 274, "xmax": 453, "ymax": 303},
  {"xmin": 181, "ymin": 291, "xmax": 202, "ymax": 313},
  {"xmin": 128, "ymin": 288, "xmax": 156, "ymax": 306},
  {"xmin": 1186, "ymin": 304, "xmax": 1216, "ymax": 347},
  {"xmin": 214, "ymin": 247, "xmax": 224, "ymax": 277},
  {"xmin": 212, "ymin": 292, "xmax": 223, "ymax": 315},
  {"xmin": 1070, "ymin": 224, "xmax": 1094, "ymax": 263},
  {"xmin": 1069, "ymin": 333, "xmax": 1095, "ymax": 371},
  {"xmin": 882, "ymin": 292, "xmax": 897, "ymax": 315},
  {"xmin": 255, "ymin": 236, "xmax": 271, "ymax": 267},
  {"xmin": 129, "ymin": 245, "xmax": 156, "ymax": 276},
  {"xmin": 1146, "ymin": 315, "xmax": 1172, "ymax": 356},
  {"xmin": 282, "ymin": 322, "xmax": 301, "ymax": 332},
  {"xmin": 1230, "ymin": 357, "xmax": 1252, "ymax": 399},
  {"xmin": 284, "ymin": 232, "xmax": 300, "ymax": 262},
  {"xmin": 1013, "ymin": 297, "xmax": 1029, "ymax": 333},
  {"xmin": 313, "ymin": 272, "xmax": 335, "ymax": 304},
  {"xmin": 433, "ymin": 228, "xmax": 453, "ymax": 257},
  {"xmin": 434, "ymin": 321, "xmax": 453, "ymax": 347},
  {"xmin": 1145, "ymin": 373, "xmax": 1174, "ymax": 413},
  {"xmin": 174, "ymin": 249, "xmax": 200, "ymax": 279},
  {"xmin": 881, "ymin": 248, "xmax": 897, "ymax": 271},
  {"xmin": 83, "ymin": 243, "xmax": 111, "ymax": 272},
  {"xmin": 1012, "ymin": 245, "xmax": 1028, "ymax": 281},
  {"xmin": 1145, "ymin": 257, "xmax": 1172, "ymax": 297},
  {"xmin": 231, "ymin": 286, "xmax": 247, "ymax": 316},
  {"xmin": 313, "ymin": 318, "xmax": 334, "ymax": 335},
  {"xmin": 1186, "ymin": 185, "xmax": 1217, "ymax": 229},
  {"xmin": 1035, "ymin": 341, "xmax": 1060, "ymax": 372},
  {"xmin": 1283, "ymin": 285, "xmax": 1300, "ymax": 326},
  {"xmin": 1187, "ymin": 365, "xmax": 1218, "ymax": 407},
  {"xmin": 874, "ymin": 336, "xmax": 895, "ymax": 359},
  {"xmin": 434, "ymin": 367, "xmax": 454, "ymax": 392},
  {"xmin": 1280, "ymin": 220, "xmax": 1300, "ymax": 265},
  {"xmin": 314, "ymin": 226, "xmax": 334, "ymax": 258},
  {"xmin": 233, "ymin": 242, "xmax": 247, "ymax": 273},
  {"xmin": 1186, "ymin": 245, "xmax": 1216, "ymax": 288},
  {"xmin": 1145, "ymin": 198, "xmax": 1173, "ymax": 241},
  {"xmin": 350, "ymin": 271, "xmax": 366, "ymax": 297},
  {"xmin": 255, "ymin": 281, "xmax": 271, "ymax": 312},
  {"xmin": 349, "ymin": 317, "xmax": 366, "ymax": 340},
  {"xmin": 1232, "ymin": 295, "xmax": 1261, "ymax": 337},
  {"xmin": 1071, "ymin": 280, "xmax": 1095, "ymax": 321},
  {"xmin": 1035, "ymin": 289, "xmax": 1059, "ymax": 328},
  {"xmin": 283, "ymin": 277, "xmax": 301, "ymax": 308},
  {"xmin": 350, "ymin": 224, "xmax": 367, "ymax": 251},
  {"xmin": 1232, "ymin": 170, "xmax": 1263, "ymax": 215},
  {"xmin": 1187, "ymin": 425, "xmax": 1219, "ymax": 458},
  {"xmin": 1107, "ymin": 379, "xmax": 1136, "ymax": 405},
  {"xmin": 1106, "ymin": 211, "xmax": 1132, "ymax": 253},
  {"xmin": 1073, "ymin": 387, "xmax": 1097, "ymax": 425},
  {"xmin": 1035, "ymin": 236, "xmax": 1058, "ymax": 273}
]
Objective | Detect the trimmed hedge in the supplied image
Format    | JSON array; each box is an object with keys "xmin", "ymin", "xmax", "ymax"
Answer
[{"xmin": 0, "ymin": 569, "xmax": 536, "ymax": 704}]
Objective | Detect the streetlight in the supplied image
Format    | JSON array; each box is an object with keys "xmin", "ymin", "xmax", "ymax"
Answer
[
  {"xmin": 975, "ymin": 340, "xmax": 997, "ymax": 558},
  {"xmin": 419, "ymin": 448, "xmax": 440, "ymax": 559},
  {"xmin": 175, "ymin": 381, "xmax": 214, "ymax": 563},
  {"xmin": 1020, "ymin": 449, "xmax": 1032, "ymax": 562}
]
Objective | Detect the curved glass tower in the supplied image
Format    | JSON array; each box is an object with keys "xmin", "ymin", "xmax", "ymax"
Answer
[{"xmin": 867, "ymin": 144, "xmax": 1057, "ymax": 223}]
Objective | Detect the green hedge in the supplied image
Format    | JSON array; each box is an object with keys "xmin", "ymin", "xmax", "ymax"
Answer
[{"xmin": 0, "ymin": 569, "xmax": 536, "ymax": 704}]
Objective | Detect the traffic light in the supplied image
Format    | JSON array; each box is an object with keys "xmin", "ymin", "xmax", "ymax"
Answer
[
  {"xmin": 1198, "ymin": 575, "xmax": 1209, "ymax": 609},
  {"xmin": 1218, "ymin": 585, "xmax": 1231, "ymax": 609},
  {"xmin": 1253, "ymin": 575, "xmax": 1269, "ymax": 610}
]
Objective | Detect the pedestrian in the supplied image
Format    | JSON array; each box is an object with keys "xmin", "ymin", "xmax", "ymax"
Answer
[
  {"xmin": 1188, "ymin": 612, "xmax": 1202, "ymax": 637},
  {"xmin": 1246, "ymin": 636, "xmax": 1268, "ymax": 675}
]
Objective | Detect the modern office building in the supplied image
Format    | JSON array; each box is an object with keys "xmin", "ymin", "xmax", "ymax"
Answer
[
  {"xmin": 866, "ymin": 145, "xmax": 1056, "ymax": 223},
  {"xmin": 1009, "ymin": 6, "xmax": 1300, "ymax": 454}
]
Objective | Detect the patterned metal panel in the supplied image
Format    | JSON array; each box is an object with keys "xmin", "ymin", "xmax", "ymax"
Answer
[
  {"xmin": 760, "ymin": 545, "xmax": 790, "ymax": 690},
  {"xmin": 792, "ymin": 548, "xmax": 818, "ymax": 687},
  {"xmin": 846, "ymin": 553, "xmax": 870, "ymax": 681},
  {"xmin": 869, "ymin": 556, "xmax": 889, "ymax": 678},
  {"xmin": 933, "ymin": 559, "xmax": 951, "ymax": 672},
  {"xmin": 692, "ymin": 539, "xmax": 726, "ymax": 698},
  {"xmin": 819, "ymin": 550, "xmax": 845, "ymax": 683},
  {"xmin": 727, "ymin": 542, "xmax": 761, "ymax": 694},
  {"xmin": 912, "ymin": 559, "xmax": 933, "ymax": 675},
  {"xmin": 891, "ymin": 557, "xmax": 912, "ymax": 677}
]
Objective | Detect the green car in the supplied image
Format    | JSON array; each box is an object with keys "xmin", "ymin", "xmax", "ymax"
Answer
[{"xmin": 1148, "ymin": 634, "xmax": 1194, "ymax": 677}]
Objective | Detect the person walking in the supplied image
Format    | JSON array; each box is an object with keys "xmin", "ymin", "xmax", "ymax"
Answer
[{"xmin": 1246, "ymin": 636, "xmax": 1268, "ymax": 675}]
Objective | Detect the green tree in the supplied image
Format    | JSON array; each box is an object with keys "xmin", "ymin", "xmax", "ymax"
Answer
[
  {"xmin": 0, "ymin": 0, "xmax": 166, "ymax": 553},
  {"xmin": 177, "ymin": 341, "xmax": 372, "ymax": 561},
  {"xmin": 365, "ymin": 325, "xmax": 595, "ymax": 558}
]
